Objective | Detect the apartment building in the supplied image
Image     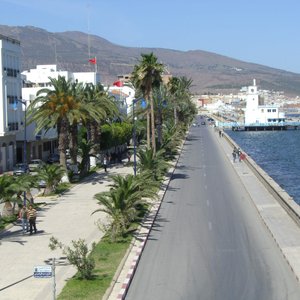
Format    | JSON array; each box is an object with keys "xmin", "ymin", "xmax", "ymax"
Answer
[{"xmin": 0, "ymin": 34, "xmax": 22, "ymax": 173}]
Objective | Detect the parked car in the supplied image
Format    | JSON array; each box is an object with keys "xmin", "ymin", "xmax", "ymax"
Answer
[
  {"xmin": 38, "ymin": 179, "xmax": 46, "ymax": 188},
  {"xmin": 47, "ymin": 153, "xmax": 60, "ymax": 164},
  {"xmin": 28, "ymin": 159, "xmax": 45, "ymax": 172},
  {"xmin": 13, "ymin": 163, "xmax": 29, "ymax": 176}
]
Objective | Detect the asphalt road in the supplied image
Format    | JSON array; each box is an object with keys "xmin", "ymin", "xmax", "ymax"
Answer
[{"xmin": 125, "ymin": 121, "xmax": 300, "ymax": 300}]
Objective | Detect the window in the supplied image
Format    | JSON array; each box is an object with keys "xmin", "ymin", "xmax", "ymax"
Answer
[
  {"xmin": 272, "ymin": 109, "xmax": 276, "ymax": 112},
  {"xmin": 261, "ymin": 109, "xmax": 264, "ymax": 113},
  {"xmin": 8, "ymin": 122, "xmax": 19, "ymax": 131},
  {"xmin": 267, "ymin": 109, "xmax": 271, "ymax": 112}
]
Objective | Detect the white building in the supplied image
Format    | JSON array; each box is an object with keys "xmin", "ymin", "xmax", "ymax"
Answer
[
  {"xmin": 0, "ymin": 34, "xmax": 22, "ymax": 173},
  {"xmin": 20, "ymin": 65, "xmax": 101, "ymax": 163},
  {"xmin": 107, "ymin": 83, "xmax": 135, "ymax": 115},
  {"xmin": 244, "ymin": 79, "xmax": 285, "ymax": 125}
]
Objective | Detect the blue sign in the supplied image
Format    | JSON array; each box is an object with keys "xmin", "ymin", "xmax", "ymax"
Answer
[{"xmin": 140, "ymin": 99, "xmax": 147, "ymax": 109}]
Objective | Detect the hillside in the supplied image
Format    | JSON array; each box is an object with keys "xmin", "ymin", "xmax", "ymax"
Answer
[{"xmin": 1, "ymin": 25, "xmax": 300, "ymax": 95}]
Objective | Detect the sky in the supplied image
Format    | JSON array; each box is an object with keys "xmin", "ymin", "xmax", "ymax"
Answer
[{"xmin": 1, "ymin": 0, "xmax": 300, "ymax": 74}]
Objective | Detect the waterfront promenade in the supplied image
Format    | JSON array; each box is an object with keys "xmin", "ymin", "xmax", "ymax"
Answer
[
  {"xmin": 0, "ymin": 163, "xmax": 133, "ymax": 300},
  {"xmin": 2, "ymin": 124, "xmax": 300, "ymax": 299}
]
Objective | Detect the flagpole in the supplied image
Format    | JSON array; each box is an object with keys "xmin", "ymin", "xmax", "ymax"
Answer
[{"xmin": 95, "ymin": 56, "xmax": 97, "ymax": 73}]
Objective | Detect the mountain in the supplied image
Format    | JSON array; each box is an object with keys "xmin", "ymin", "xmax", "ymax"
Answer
[{"xmin": 1, "ymin": 25, "xmax": 300, "ymax": 96}]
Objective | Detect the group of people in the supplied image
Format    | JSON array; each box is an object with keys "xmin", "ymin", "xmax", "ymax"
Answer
[
  {"xmin": 18, "ymin": 204, "xmax": 37, "ymax": 235},
  {"xmin": 232, "ymin": 147, "xmax": 245, "ymax": 163}
]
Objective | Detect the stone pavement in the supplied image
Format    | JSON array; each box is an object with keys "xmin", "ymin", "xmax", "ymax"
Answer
[{"xmin": 0, "ymin": 163, "xmax": 133, "ymax": 300}]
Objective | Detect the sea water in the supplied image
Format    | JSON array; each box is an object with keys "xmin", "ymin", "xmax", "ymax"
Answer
[{"xmin": 226, "ymin": 130, "xmax": 300, "ymax": 205}]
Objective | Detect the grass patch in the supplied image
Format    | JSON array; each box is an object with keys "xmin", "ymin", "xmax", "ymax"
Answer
[
  {"xmin": 0, "ymin": 215, "xmax": 17, "ymax": 231},
  {"xmin": 55, "ymin": 182, "xmax": 72, "ymax": 194},
  {"xmin": 57, "ymin": 234, "xmax": 133, "ymax": 299}
]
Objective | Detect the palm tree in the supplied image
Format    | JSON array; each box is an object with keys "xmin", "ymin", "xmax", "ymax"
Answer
[
  {"xmin": 167, "ymin": 76, "xmax": 196, "ymax": 127},
  {"xmin": 37, "ymin": 164, "xmax": 65, "ymax": 195},
  {"xmin": 93, "ymin": 174, "xmax": 158, "ymax": 240},
  {"xmin": 160, "ymin": 122, "xmax": 183, "ymax": 160},
  {"xmin": 77, "ymin": 137, "xmax": 94, "ymax": 176},
  {"xmin": 0, "ymin": 175, "xmax": 18, "ymax": 217},
  {"xmin": 152, "ymin": 85, "xmax": 168, "ymax": 148},
  {"xmin": 27, "ymin": 76, "xmax": 76, "ymax": 171},
  {"xmin": 137, "ymin": 147, "xmax": 170, "ymax": 182},
  {"xmin": 0, "ymin": 174, "xmax": 34, "ymax": 216},
  {"xmin": 131, "ymin": 53, "xmax": 165, "ymax": 155},
  {"xmin": 82, "ymin": 83, "xmax": 119, "ymax": 167}
]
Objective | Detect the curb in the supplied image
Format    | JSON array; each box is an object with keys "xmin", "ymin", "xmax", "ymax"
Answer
[{"xmin": 109, "ymin": 141, "xmax": 186, "ymax": 300}]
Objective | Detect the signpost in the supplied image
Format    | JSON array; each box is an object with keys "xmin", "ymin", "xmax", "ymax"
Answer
[
  {"xmin": 33, "ymin": 265, "xmax": 52, "ymax": 278},
  {"xmin": 34, "ymin": 260, "xmax": 56, "ymax": 300}
]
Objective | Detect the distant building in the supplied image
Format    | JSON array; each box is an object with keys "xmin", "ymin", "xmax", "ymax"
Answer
[
  {"xmin": 244, "ymin": 79, "xmax": 285, "ymax": 124},
  {"xmin": 0, "ymin": 34, "xmax": 22, "ymax": 173},
  {"xmin": 108, "ymin": 81, "xmax": 135, "ymax": 115}
]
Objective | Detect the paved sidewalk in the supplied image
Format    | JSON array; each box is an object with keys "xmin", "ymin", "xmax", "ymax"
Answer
[{"xmin": 0, "ymin": 163, "xmax": 132, "ymax": 300}]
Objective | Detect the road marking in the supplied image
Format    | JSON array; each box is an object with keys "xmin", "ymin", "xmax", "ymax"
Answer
[
  {"xmin": 204, "ymin": 185, "xmax": 207, "ymax": 190},
  {"xmin": 206, "ymin": 200, "xmax": 210, "ymax": 206},
  {"xmin": 208, "ymin": 222, "xmax": 212, "ymax": 231}
]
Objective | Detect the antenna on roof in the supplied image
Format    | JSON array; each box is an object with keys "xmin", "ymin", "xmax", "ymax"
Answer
[{"xmin": 87, "ymin": 2, "xmax": 91, "ymax": 60}]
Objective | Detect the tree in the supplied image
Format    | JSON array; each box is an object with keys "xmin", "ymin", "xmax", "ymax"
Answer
[
  {"xmin": 37, "ymin": 164, "xmax": 65, "ymax": 195},
  {"xmin": 0, "ymin": 175, "xmax": 19, "ymax": 217},
  {"xmin": 82, "ymin": 83, "xmax": 119, "ymax": 167},
  {"xmin": 27, "ymin": 76, "xmax": 77, "ymax": 172},
  {"xmin": 0, "ymin": 174, "xmax": 35, "ymax": 216},
  {"xmin": 131, "ymin": 53, "xmax": 165, "ymax": 155},
  {"xmin": 152, "ymin": 85, "xmax": 168, "ymax": 148},
  {"xmin": 93, "ymin": 174, "xmax": 158, "ymax": 240},
  {"xmin": 49, "ymin": 237, "xmax": 95, "ymax": 280},
  {"xmin": 137, "ymin": 147, "xmax": 170, "ymax": 182}
]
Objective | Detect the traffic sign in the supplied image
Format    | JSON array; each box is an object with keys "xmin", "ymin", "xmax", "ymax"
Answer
[{"xmin": 34, "ymin": 265, "xmax": 52, "ymax": 278}]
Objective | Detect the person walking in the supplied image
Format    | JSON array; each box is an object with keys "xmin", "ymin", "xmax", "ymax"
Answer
[
  {"xmin": 27, "ymin": 205, "xmax": 37, "ymax": 235},
  {"xmin": 127, "ymin": 151, "xmax": 131, "ymax": 162},
  {"xmin": 103, "ymin": 156, "xmax": 108, "ymax": 172},
  {"xmin": 237, "ymin": 148, "xmax": 242, "ymax": 162},
  {"xmin": 19, "ymin": 205, "xmax": 28, "ymax": 234},
  {"xmin": 232, "ymin": 150, "xmax": 237, "ymax": 163}
]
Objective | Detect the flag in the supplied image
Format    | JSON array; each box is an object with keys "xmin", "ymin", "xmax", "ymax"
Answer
[
  {"xmin": 88, "ymin": 57, "xmax": 97, "ymax": 64},
  {"xmin": 113, "ymin": 80, "xmax": 123, "ymax": 87}
]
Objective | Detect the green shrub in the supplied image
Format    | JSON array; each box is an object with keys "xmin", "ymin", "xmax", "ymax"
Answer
[{"xmin": 49, "ymin": 237, "xmax": 96, "ymax": 279}]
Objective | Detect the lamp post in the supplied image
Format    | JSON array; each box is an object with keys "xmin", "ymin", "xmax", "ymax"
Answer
[
  {"xmin": 132, "ymin": 99, "xmax": 137, "ymax": 176},
  {"xmin": 132, "ymin": 98, "xmax": 146, "ymax": 176},
  {"xmin": 17, "ymin": 99, "xmax": 27, "ymax": 206}
]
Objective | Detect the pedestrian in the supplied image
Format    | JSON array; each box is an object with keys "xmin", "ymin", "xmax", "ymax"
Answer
[
  {"xmin": 219, "ymin": 130, "xmax": 222, "ymax": 137},
  {"xmin": 19, "ymin": 205, "xmax": 28, "ymax": 234},
  {"xmin": 103, "ymin": 156, "xmax": 108, "ymax": 172},
  {"xmin": 232, "ymin": 150, "xmax": 237, "ymax": 163},
  {"xmin": 237, "ymin": 148, "xmax": 242, "ymax": 162},
  {"xmin": 127, "ymin": 151, "xmax": 131, "ymax": 162},
  {"xmin": 27, "ymin": 204, "xmax": 37, "ymax": 235},
  {"xmin": 240, "ymin": 152, "xmax": 246, "ymax": 161}
]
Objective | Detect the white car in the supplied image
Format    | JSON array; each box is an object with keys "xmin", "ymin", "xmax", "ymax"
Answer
[{"xmin": 28, "ymin": 159, "xmax": 45, "ymax": 172}]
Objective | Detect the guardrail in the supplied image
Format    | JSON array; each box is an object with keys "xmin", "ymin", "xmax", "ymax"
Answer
[{"xmin": 223, "ymin": 133, "xmax": 300, "ymax": 227}]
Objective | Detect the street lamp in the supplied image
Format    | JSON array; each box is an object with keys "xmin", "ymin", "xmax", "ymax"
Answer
[
  {"xmin": 17, "ymin": 99, "xmax": 27, "ymax": 206},
  {"xmin": 132, "ymin": 98, "xmax": 146, "ymax": 176}
]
